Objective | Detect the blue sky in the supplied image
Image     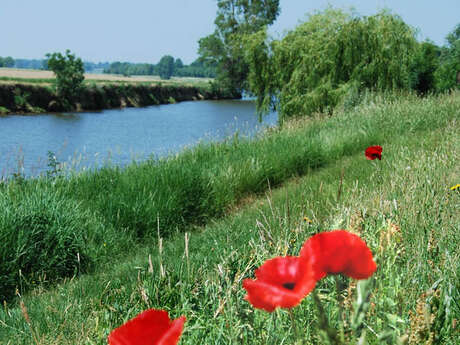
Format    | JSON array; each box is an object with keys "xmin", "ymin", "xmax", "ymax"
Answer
[{"xmin": 1, "ymin": 0, "xmax": 459, "ymax": 64}]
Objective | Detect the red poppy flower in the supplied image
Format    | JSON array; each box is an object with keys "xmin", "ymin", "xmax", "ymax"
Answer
[
  {"xmin": 108, "ymin": 309, "xmax": 186, "ymax": 345},
  {"xmin": 300, "ymin": 230, "xmax": 377, "ymax": 280},
  {"xmin": 243, "ymin": 256, "xmax": 317, "ymax": 312},
  {"xmin": 365, "ymin": 145, "xmax": 382, "ymax": 160}
]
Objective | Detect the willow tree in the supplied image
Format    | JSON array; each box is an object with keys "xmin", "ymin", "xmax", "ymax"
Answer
[{"xmin": 244, "ymin": 8, "xmax": 418, "ymax": 122}]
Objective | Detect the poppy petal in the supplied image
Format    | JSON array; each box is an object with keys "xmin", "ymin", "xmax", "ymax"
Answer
[
  {"xmin": 243, "ymin": 256, "xmax": 317, "ymax": 312},
  {"xmin": 365, "ymin": 145, "xmax": 382, "ymax": 160},
  {"xmin": 243, "ymin": 279, "xmax": 306, "ymax": 311},
  {"xmin": 108, "ymin": 309, "xmax": 186, "ymax": 345},
  {"xmin": 300, "ymin": 230, "xmax": 377, "ymax": 280}
]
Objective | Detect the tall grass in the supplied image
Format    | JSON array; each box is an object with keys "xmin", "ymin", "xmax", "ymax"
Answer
[
  {"xmin": 0, "ymin": 182, "xmax": 120, "ymax": 301},
  {"xmin": 0, "ymin": 92, "xmax": 458, "ymax": 302},
  {"xmin": 0, "ymin": 92, "xmax": 458, "ymax": 343}
]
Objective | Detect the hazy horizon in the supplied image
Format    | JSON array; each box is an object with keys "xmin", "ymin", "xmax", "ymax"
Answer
[{"xmin": 1, "ymin": 0, "xmax": 459, "ymax": 65}]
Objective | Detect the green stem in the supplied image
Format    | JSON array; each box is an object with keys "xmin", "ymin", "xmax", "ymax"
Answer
[{"xmin": 335, "ymin": 275, "xmax": 345, "ymax": 343}]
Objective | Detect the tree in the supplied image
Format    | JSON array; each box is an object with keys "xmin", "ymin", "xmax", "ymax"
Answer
[
  {"xmin": 46, "ymin": 50, "xmax": 85, "ymax": 109},
  {"xmin": 435, "ymin": 23, "xmax": 460, "ymax": 92},
  {"xmin": 174, "ymin": 58, "xmax": 184, "ymax": 72},
  {"xmin": 158, "ymin": 55, "xmax": 174, "ymax": 80},
  {"xmin": 410, "ymin": 41, "xmax": 440, "ymax": 94},
  {"xmin": 198, "ymin": 0, "xmax": 280, "ymax": 94},
  {"xmin": 3, "ymin": 56, "xmax": 14, "ymax": 67},
  {"xmin": 0, "ymin": 56, "xmax": 15, "ymax": 67}
]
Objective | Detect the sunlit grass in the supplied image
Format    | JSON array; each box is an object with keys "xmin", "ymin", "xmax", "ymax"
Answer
[{"xmin": 0, "ymin": 92, "xmax": 459, "ymax": 344}]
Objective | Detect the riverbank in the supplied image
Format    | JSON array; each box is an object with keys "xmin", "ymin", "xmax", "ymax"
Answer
[
  {"xmin": 0, "ymin": 81, "xmax": 240, "ymax": 115},
  {"xmin": 0, "ymin": 91, "xmax": 458, "ymax": 344}
]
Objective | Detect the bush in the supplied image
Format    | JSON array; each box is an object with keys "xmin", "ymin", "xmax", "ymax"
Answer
[
  {"xmin": 46, "ymin": 50, "xmax": 85, "ymax": 109},
  {"xmin": 0, "ymin": 185, "xmax": 101, "ymax": 301}
]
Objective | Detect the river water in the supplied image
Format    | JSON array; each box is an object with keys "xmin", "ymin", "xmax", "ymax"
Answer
[{"xmin": 0, "ymin": 99, "xmax": 277, "ymax": 177}]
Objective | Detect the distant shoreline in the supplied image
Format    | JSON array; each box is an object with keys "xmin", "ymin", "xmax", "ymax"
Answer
[{"xmin": 0, "ymin": 68, "xmax": 240, "ymax": 115}]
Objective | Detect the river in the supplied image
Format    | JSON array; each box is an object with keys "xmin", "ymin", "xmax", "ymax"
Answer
[{"xmin": 0, "ymin": 99, "xmax": 277, "ymax": 177}]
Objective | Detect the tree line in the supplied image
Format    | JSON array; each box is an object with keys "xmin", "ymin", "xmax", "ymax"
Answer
[
  {"xmin": 103, "ymin": 56, "xmax": 216, "ymax": 79},
  {"xmin": 0, "ymin": 56, "xmax": 15, "ymax": 67},
  {"xmin": 0, "ymin": 57, "xmax": 110, "ymax": 73}
]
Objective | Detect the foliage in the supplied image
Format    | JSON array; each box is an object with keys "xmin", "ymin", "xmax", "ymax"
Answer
[
  {"xmin": 174, "ymin": 58, "xmax": 184, "ymax": 72},
  {"xmin": 46, "ymin": 151, "xmax": 62, "ymax": 179},
  {"xmin": 198, "ymin": 0, "xmax": 280, "ymax": 94},
  {"xmin": 0, "ymin": 106, "xmax": 9, "ymax": 114},
  {"xmin": 103, "ymin": 57, "xmax": 216, "ymax": 78},
  {"xmin": 45, "ymin": 50, "xmax": 85, "ymax": 109},
  {"xmin": 0, "ymin": 56, "xmax": 15, "ymax": 67},
  {"xmin": 410, "ymin": 41, "xmax": 440, "ymax": 94},
  {"xmin": 244, "ymin": 8, "xmax": 419, "ymax": 121},
  {"xmin": 435, "ymin": 23, "xmax": 460, "ymax": 92},
  {"xmin": 158, "ymin": 55, "xmax": 175, "ymax": 80}
]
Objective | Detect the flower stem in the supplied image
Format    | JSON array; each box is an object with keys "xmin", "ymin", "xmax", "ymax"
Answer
[
  {"xmin": 335, "ymin": 275, "xmax": 345, "ymax": 343},
  {"xmin": 337, "ymin": 167, "xmax": 345, "ymax": 202}
]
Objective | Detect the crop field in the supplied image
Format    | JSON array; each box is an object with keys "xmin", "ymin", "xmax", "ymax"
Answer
[{"xmin": 0, "ymin": 67, "xmax": 212, "ymax": 86}]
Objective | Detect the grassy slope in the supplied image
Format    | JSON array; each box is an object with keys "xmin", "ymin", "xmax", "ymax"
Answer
[{"xmin": 0, "ymin": 92, "xmax": 459, "ymax": 344}]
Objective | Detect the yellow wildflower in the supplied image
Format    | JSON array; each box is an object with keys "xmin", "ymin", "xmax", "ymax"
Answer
[
  {"xmin": 303, "ymin": 216, "xmax": 312, "ymax": 223},
  {"xmin": 450, "ymin": 184, "xmax": 460, "ymax": 191}
]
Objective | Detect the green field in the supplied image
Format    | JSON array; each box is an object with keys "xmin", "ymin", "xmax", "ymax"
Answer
[{"xmin": 0, "ymin": 92, "xmax": 459, "ymax": 344}]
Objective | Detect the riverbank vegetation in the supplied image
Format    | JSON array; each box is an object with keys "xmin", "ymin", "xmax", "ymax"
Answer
[
  {"xmin": 0, "ymin": 75, "xmax": 237, "ymax": 115},
  {"xmin": 0, "ymin": 90, "xmax": 458, "ymax": 343},
  {"xmin": 242, "ymin": 9, "xmax": 460, "ymax": 122}
]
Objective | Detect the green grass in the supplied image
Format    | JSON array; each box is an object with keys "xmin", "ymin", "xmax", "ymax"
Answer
[
  {"xmin": 0, "ymin": 105, "xmax": 9, "ymax": 114},
  {"xmin": 0, "ymin": 92, "xmax": 459, "ymax": 344},
  {"xmin": 0, "ymin": 76, "xmax": 56, "ymax": 84}
]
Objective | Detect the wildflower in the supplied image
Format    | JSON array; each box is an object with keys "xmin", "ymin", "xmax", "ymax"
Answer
[
  {"xmin": 303, "ymin": 216, "xmax": 312, "ymax": 223},
  {"xmin": 300, "ymin": 230, "xmax": 377, "ymax": 280},
  {"xmin": 243, "ymin": 256, "xmax": 317, "ymax": 312},
  {"xmin": 365, "ymin": 145, "xmax": 382, "ymax": 160},
  {"xmin": 108, "ymin": 309, "xmax": 186, "ymax": 345},
  {"xmin": 450, "ymin": 184, "xmax": 460, "ymax": 191}
]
